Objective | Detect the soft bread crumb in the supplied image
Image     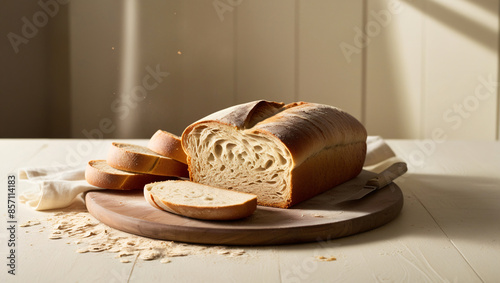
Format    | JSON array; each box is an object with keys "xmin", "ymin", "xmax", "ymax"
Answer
[{"xmin": 21, "ymin": 211, "xmax": 247, "ymax": 264}]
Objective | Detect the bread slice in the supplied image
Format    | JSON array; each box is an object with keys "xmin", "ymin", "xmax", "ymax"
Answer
[
  {"xmin": 144, "ymin": 180, "xmax": 257, "ymax": 220},
  {"xmin": 181, "ymin": 100, "xmax": 367, "ymax": 208},
  {"xmin": 148, "ymin": 130, "xmax": 187, "ymax": 164},
  {"xmin": 85, "ymin": 160, "xmax": 170, "ymax": 190},
  {"xmin": 107, "ymin": 142, "xmax": 189, "ymax": 177}
]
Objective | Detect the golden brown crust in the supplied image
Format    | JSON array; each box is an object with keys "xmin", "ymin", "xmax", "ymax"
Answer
[
  {"xmin": 107, "ymin": 142, "xmax": 189, "ymax": 177},
  {"xmin": 85, "ymin": 160, "xmax": 170, "ymax": 190},
  {"xmin": 157, "ymin": 197, "xmax": 257, "ymax": 221},
  {"xmin": 183, "ymin": 100, "xmax": 285, "ymax": 133},
  {"xmin": 287, "ymin": 141, "xmax": 366, "ymax": 207},
  {"xmin": 253, "ymin": 102, "xmax": 367, "ymax": 166},
  {"xmin": 148, "ymin": 130, "xmax": 187, "ymax": 164}
]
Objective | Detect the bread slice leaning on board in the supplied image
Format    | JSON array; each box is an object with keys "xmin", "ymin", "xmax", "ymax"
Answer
[
  {"xmin": 145, "ymin": 180, "xmax": 257, "ymax": 220},
  {"xmin": 85, "ymin": 160, "xmax": 172, "ymax": 190},
  {"xmin": 107, "ymin": 142, "xmax": 189, "ymax": 177},
  {"xmin": 181, "ymin": 100, "xmax": 367, "ymax": 208}
]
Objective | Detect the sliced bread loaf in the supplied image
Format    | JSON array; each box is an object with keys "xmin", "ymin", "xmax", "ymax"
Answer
[
  {"xmin": 148, "ymin": 129, "xmax": 187, "ymax": 164},
  {"xmin": 107, "ymin": 142, "xmax": 189, "ymax": 177},
  {"xmin": 144, "ymin": 180, "xmax": 257, "ymax": 220},
  {"xmin": 85, "ymin": 160, "xmax": 170, "ymax": 190},
  {"xmin": 181, "ymin": 100, "xmax": 367, "ymax": 208}
]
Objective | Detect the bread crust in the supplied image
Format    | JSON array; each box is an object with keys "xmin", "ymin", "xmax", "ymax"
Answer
[
  {"xmin": 85, "ymin": 160, "xmax": 170, "ymax": 190},
  {"xmin": 148, "ymin": 130, "xmax": 187, "ymax": 164},
  {"xmin": 253, "ymin": 102, "xmax": 367, "ymax": 166},
  {"xmin": 181, "ymin": 100, "xmax": 367, "ymax": 208},
  {"xmin": 107, "ymin": 142, "xmax": 189, "ymax": 177},
  {"xmin": 287, "ymin": 141, "xmax": 366, "ymax": 207}
]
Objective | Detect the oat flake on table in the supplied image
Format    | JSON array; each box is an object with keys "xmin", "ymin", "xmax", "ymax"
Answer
[{"xmin": 21, "ymin": 211, "xmax": 246, "ymax": 263}]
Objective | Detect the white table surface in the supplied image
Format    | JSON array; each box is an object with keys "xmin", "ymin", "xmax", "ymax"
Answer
[{"xmin": 1, "ymin": 139, "xmax": 499, "ymax": 283}]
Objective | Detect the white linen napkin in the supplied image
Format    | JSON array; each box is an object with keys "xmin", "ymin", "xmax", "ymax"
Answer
[
  {"xmin": 18, "ymin": 165, "xmax": 104, "ymax": 210},
  {"xmin": 363, "ymin": 136, "xmax": 403, "ymax": 173},
  {"xmin": 18, "ymin": 136, "xmax": 399, "ymax": 211}
]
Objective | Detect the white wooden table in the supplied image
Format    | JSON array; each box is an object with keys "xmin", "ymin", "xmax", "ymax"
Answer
[{"xmin": 1, "ymin": 139, "xmax": 499, "ymax": 282}]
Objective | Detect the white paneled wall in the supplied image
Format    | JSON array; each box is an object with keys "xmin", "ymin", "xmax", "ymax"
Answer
[{"xmin": 66, "ymin": 0, "xmax": 499, "ymax": 140}]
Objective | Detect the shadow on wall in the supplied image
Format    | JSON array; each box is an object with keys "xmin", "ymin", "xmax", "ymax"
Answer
[{"xmin": 404, "ymin": 0, "xmax": 497, "ymax": 52}]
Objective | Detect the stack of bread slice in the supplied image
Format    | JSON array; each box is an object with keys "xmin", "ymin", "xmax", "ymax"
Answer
[
  {"xmin": 85, "ymin": 129, "xmax": 258, "ymax": 220},
  {"xmin": 85, "ymin": 130, "xmax": 189, "ymax": 190}
]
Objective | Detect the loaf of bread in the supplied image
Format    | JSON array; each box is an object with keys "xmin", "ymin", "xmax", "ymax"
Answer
[
  {"xmin": 148, "ymin": 130, "xmax": 187, "ymax": 164},
  {"xmin": 85, "ymin": 160, "xmax": 171, "ymax": 190},
  {"xmin": 144, "ymin": 180, "xmax": 257, "ymax": 220},
  {"xmin": 107, "ymin": 142, "xmax": 189, "ymax": 177},
  {"xmin": 181, "ymin": 100, "xmax": 367, "ymax": 208}
]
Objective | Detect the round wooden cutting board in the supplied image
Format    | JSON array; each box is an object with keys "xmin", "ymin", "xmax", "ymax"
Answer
[{"xmin": 85, "ymin": 170, "xmax": 403, "ymax": 246}]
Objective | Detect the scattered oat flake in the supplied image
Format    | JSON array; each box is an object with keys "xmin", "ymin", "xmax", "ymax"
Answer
[
  {"xmin": 24, "ymin": 211, "xmax": 248, "ymax": 264},
  {"xmin": 20, "ymin": 220, "xmax": 41, "ymax": 227},
  {"xmin": 82, "ymin": 231, "xmax": 95, "ymax": 238},
  {"xmin": 140, "ymin": 250, "xmax": 162, "ymax": 261},
  {"xmin": 160, "ymin": 258, "xmax": 171, "ymax": 264},
  {"xmin": 116, "ymin": 251, "xmax": 135, "ymax": 258},
  {"xmin": 168, "ymin": 251, "xmax": 188, "ymax": 257},
  {"xmin": 230, "ymin": 250, "xmax": 246, "ymax": 256}
]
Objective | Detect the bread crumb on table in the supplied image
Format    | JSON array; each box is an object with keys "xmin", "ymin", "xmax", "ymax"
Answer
[
  {"xmin": 160, "ymin": 258, "xmax": 171, "ymax": 264},
  {"xmin": 21, "ymin": 211, "xmax": 248, "ymax": 264},
  {"xmin": 315, "ymin": 256, "xmax": 337, "ymax": 261},
  {"xmin": 20, "ymin": 220, "xmax": 41, "ymax": 227}
]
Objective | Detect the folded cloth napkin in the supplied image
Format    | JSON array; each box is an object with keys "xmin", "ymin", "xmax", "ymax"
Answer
[
  {"xmin": 18, "ymin": 165, "xmax": 104, "ymax": 210},
  {"xmin": 364, "ymin": 136, "xmax": 404, "ymax": 173},
  {"xmin": 19, "ymin": 136, "xmax": 400, "ymax": 211}
]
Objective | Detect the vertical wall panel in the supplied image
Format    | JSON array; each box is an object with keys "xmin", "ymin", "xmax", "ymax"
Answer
[
  {"xmin": 422, "ymin": 0, "xmax": 498, "ymax": 140},
  {"xmin": 236, "ymin": 0, "xmax": 296, "ymax": 104},
  {"xmin": 365, "ymin": 0, "xmax": 424, "ymax": 139},
  {"xmin": 298, "ymin": 0, "xmax": 363, "ymax": 120},
  {"xmin": 70, "ymin": 0, "xmax": 124, "ymax": 138}
]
